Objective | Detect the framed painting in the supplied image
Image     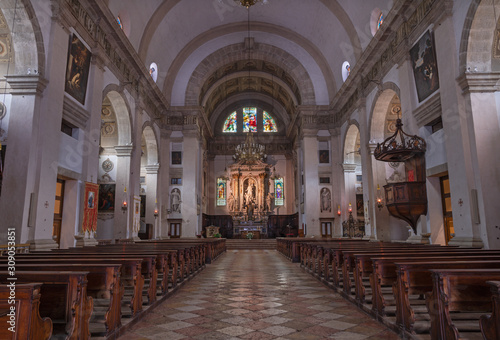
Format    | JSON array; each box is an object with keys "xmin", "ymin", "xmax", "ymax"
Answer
[
  {"xmin": 82, "ymin": 182, "xmax": 99, "ymax": 232},
  {"xmin": 319, "ymin": 150, "xmax": 329, "ymax": 164},
  {"xmin": 98, "ymin": 184, "xmax": 115, "ymax": 212},
  {"xmin": 171, "ymin": 151, "xmax": 182, "ymax": 165},
  {"xmin": 65, "ymin": 34, "xmax": 91, "ymax": 105},
  {"xmin": 410, "ymin": 30, "xmax": 440, "ymax": 102}
]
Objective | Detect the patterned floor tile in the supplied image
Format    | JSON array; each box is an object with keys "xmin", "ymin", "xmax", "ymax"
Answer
[
  {"xmin": 218, "ymin": 325, "xmax": 255, "ymax": 336},
  {"xmin": 260, "ymin": 325, "xmax": 297, "ymax": 336}
]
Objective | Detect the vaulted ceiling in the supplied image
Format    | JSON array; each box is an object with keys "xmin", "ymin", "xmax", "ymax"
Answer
[{"xmin": 107, "ymin": 0, "xmax": 393, "ymax": 132}]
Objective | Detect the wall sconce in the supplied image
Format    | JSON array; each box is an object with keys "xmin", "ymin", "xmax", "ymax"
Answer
[
  {"xmin": 337, "ymin": 204, "xmax": 341, "ymax": 216},
  {"xmin": 154, "ymin": 200, "xmax": 159, "ymax": 219},
  {"xmin": 348, "ymin": 203, "xmax": 352, "ymax": 213},
  {"xmin": 376, "ymin": 184, "xmax": 384, "ymax": 210},
  {"xmin": 121, "ymin": 187, "xmax": 128, "ymax": 212}
]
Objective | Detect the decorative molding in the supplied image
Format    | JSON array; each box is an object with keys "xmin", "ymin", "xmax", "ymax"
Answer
[
  {"xmin": 457, "ymin": 72, "xmax": 500, "ymax": 93},
  {"xmin": 114, "ymin": 145, "xmax": 133, "ymax": 157},
  {"xmin": 342, "ymin": 163, "xmax": 357, "ymax": 172},
  {"xmin": 413, "ymin": 92, "xmax": 441, "ymax": 127},
  {"xmin": 63, "ymin": 96, "xmax": 90, "ymax": 129},
  {"xmin": 5, "ymin": 75, "xmax": 47, "ymax": 96}
]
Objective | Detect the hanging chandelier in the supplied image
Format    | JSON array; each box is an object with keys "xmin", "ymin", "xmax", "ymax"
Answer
[{"xmin": 233, "ymin": 133, "xmax": 266, "ymax": 164}]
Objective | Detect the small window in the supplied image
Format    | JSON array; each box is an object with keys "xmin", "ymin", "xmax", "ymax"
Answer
[
  {"xmin": 319, "ymin": 177, "xmax": 330, "ymax": 184},
  {"xmin": 377, "ymin": 12, "xmax": 384, "ymax": 30},
  {"xmin": 61, "ymin": 119, "xmax": 78, "ymax": 139},
  {"xmin": 171, "ymin": 178, "xmax": 182, "ymax": 185},
  {"xmin": 223, "ymin": 111, "xmax": 237, "ymax": 133},
  {"xmin": 274, "ymin": 178, "xmax": 284, "ymax": 206},
  {"xmin": 356, "ymin": 175, "xmax": 363, "ymax": 182},
  {"xmin": 117, "ymin": 16, "xmax": 123, "ymax": 30},
  {"xmin": 216, "ymin": 178, "xmax": 226, "ymax": 206},
  {"xmin": 243, "ymin": 107, "xmax": 257, "ymax": 133},
  {"xmin": 149, "ymin": 62, "xmax": 158, "ymax": 83},
  {"xmin": 342, "ymin": 61, "xmax": 351, "ymax": 82},
  {"xmin": 263, "ymin": 111, "xmax": 277, "ymax": 132}
]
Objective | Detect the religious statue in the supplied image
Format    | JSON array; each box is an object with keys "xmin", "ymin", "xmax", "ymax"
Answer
[
  {"xmin": 320, "ymin": 187, "xmax": 331, "ymax": 212},
  {"xmin": 247, "ymin": 201, "xmax": 254, "ymax": 221},
  {"xmin": 266, "ymin": 192, "xmax": 273, "ymax": 211},
  {"xmin": 171, "ymin": 188, "xmax": 181, "ymax": 213},
  {"xmin": 228, "ymin": 193, "xmax": 235, "ymax": 211},
  {"xmin": 245, "ymin": 182, "xmax": 255, "ymax": 205}
]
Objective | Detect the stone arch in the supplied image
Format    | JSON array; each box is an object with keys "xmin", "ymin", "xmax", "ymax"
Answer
[
  {"xmin": 103, "ymin": 85, "xmax": 132, "ymax": 145},
  {"xmin": 138, "ymin": 0, "xmax": 362, "ymax": 63},
  {"xmin": 368, "ymin": 83, "xmax": 401, "ymax": 142},
  {"xmin": 459, "ymin": 0, "xmax": 497, "ymax": 73},
  {"xmin": 142, "ymin": 123, "xmax": 159, "ymax": 165},
  {"xmin": 343, "ymin": 122, "xmax": 361, "ymax": 165},
  {"xmin": 0, "ymin": 0, "xmax": 45, "ymax": 75},
  {"xmin": 186, "ymin": 44, "xmax": 314, "ymax": 106},
  {"xmin": 164, "ymin": 21, "xmax": 335, "ymax": 105}
]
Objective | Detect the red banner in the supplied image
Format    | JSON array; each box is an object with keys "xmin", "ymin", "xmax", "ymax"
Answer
[{"xmin": 82, "ymin": 182, "xmax": 99, "ymax": 233}]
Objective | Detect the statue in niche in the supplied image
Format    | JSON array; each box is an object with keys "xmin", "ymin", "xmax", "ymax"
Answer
[
  {"xmin": 320, "ymin": 188, "xmax": 331, "ymax": 213},
  {"xmin": 170, "ymin": 188, "xmax": 181, "ymax": 213},
  {"xmin": 266, "ymin": 192, "xmax": 273, "ymax": 212},
  {"xmin": 228, "ymin": 193, "xmax": 235, "ymax": 212},
  {"xmin": 247, "ymin": 200, "xmax": 255, "ymax": 221},
  {"xmin": 244, "ymin": 181, "xmax": 256, "ymax": 206}
]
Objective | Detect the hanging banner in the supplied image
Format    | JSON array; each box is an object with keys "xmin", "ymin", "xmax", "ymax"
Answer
[{"xmin": 82, "ymin": 182, "xmax": 99, "ymax": 233}]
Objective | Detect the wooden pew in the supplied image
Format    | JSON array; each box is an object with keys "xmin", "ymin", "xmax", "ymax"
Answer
[
  {"xmin": 480, "ymin": 281, "xmax": 500, "ymax": 340},
  {"xmin": 0, "ymin": 283, "xmax": 53, "ymax": 340},
  {"xmin": 11, "ymin": 263, "xmax": 122, "ymax": 337},
  {"xmin": 391, "ymin": 259, "xmax": 500, "ymax": 334},
  {"xmin": 1, "ymin": 271, "xmax": 92, "ymax": 339},
  {"xmin": 426, "ymin": 269, "xmax": 500, "ymax": 340}
]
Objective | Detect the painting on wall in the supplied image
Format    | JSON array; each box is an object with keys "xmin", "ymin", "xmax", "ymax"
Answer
[
  {"xmin": 98, "ymin": 184, "xmax": 115, "ymax": 212},
  {"xmin": 171, "ymin": 151, "xmax": 182, "ymax": 165},
  {"xmin": 82, "ymin": 182, "xmax": 99, "ymax": 233},
  {"xmin": 319, "ymin": 150, "xmax": 329, "ymax": 164},
  {"xmin": 410, "ymin": 30, "xmax": 440, "ymax": 102},
  {"xmin": 65, "ymin": 34, "xmax": 92, "ymax": 105}
]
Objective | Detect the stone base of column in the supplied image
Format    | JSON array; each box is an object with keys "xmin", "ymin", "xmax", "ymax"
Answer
[
  {"xmin": 158, "ymin": 236, "xmax": 171, "ymax": 240},
  {"xmin": 406, "ymin": 233, "xmax": 431, "ymax": 244},
  {"xmin": 74, "ymin": 234, "xmax": 98, "ymax": 247},
  {"xmin": 448, "ymin": 236, "xmax": 484, "ymax": 248},
  {"xmin": 132, "ymin": 236, "xmax": 141, "ymax": 242},
  {"xmin": 28, "ymin": 238, "xmax": 59, "ymax": 251}
]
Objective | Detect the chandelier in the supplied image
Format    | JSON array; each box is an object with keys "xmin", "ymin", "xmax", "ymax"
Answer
[
  {"xmin": 233, "ymin": 133, "xmax": 266, "ymax": 164},
  {"xmin": 374, "ymin": 119, "xmax": 426, "ymax": 162}
]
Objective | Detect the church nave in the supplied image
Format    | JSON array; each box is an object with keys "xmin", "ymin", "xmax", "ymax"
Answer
[{"xmin": 119, "ymin": 250, "xmax": 399, "ymax": 340}]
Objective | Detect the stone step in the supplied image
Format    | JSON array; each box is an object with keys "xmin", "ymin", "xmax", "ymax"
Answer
[{"xmin": 226, "ymin": 239, "xmax": 277, "ymax": 250}]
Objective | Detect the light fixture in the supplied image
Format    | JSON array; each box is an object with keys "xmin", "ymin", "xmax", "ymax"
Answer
[
  {"xmin": 232, "ymin": 0, "xmax": 268, "ymax": 8},
  {"xmin": 233, "ymin": 132, "xmax": 266, "ymax": 164},
  {"xmin": 154, "ymin": 199, "xmax": 159, "ymax": 218},
  {"xmin": 374, "ymin": 118, "xmax": 426, "ymax": 162},
  {"xmin": 376, "ymin": 184, "xmax": 384, "ymax": 210},
  {"xmin": 121, "ymin": 187, "xmax": 128, "ymax": 211},
  {"xmin": 348, "ymin": 203, "xmax": 352, "ymax": 213},
  {"xmin": 337, "ymin": 204, "xmax": 341, "ymax": 217}
]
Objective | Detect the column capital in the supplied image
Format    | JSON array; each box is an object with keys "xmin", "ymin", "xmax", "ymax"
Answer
[
  {"xmin": 6, "ymin": 75, "xmax": 47, "ymax": 96},
  {"xmin": 115, "ymin": 145, "xmax": 133, "ymax": 157},
  {"xmin": 342, "ymin": 163, "xmax": 357, "ymax": 172},
  {"xmin": 457, "ymin": 72, "xmax": 500, "ymax": 94},
  {"xmin": 145, "ymin": 164, "xmax": 160, "ymax": 174}
]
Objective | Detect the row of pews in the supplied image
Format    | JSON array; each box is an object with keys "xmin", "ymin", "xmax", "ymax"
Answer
[
  {"xmin": 276, "ymin": 238, "xmax": 500, "ymax": 340},
  {"xmin": 0, "ymin": 238, "xmax": 226, "ymax": 340}
]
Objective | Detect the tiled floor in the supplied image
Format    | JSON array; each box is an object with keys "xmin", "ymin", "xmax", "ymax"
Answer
[{"xmin": 119, "ymin": 250, "xmax": 400, "ymax": 340}]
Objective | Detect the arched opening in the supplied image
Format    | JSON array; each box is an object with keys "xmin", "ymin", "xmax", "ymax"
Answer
[{"xmin": 140, "ymin": 124, "xmax": 159, "ymax": 239}]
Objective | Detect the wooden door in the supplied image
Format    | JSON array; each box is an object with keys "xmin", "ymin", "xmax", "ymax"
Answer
[
  {"xmin": 440, "ymin": 176, "xmax": 454, "ymax": 245},
  {"xmin": 170, "ymin": 222, "xmax": 181, "ymax": 238},
  {"xmin": 52, "ymin": 178, "xmax": 65, "ymax": 246},
  {"xmin": 321, "ymin": 222, "xmax": 332, "ymax": 238}
]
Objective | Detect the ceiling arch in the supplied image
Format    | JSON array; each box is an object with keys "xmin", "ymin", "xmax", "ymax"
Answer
[{"xmin": 163, "ymin": 22, "xmax": 335, "ymax": 106}]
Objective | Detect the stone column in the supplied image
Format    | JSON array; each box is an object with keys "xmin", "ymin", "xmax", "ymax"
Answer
[
  {"xmin": 360, "ymin": 142, "xmax": 378, "ymax": 240},
  {"xmin": 434, "ymin": 14, "xmax": 483, "ymax": 247},
  {"xmin": 114, "ymin": 145, "xmax": 132, "ymax": 239},
  {"xmin": 158, "ymin": 130, "xmax": 171, "ymax": 238},
  {"xmin": 182, "ymin": 129, "xmax": 201, "ymax": 237},
  {"xmin": 0, "ymin": 76, "xmax": 47, "ymax": 245},
  {"xmin": 343, "ymin": 163, "xmax": 357, "ymax": 236},
  {"xmin": 302, "ymin": 129, "xmax": 320, "ymax": 236},
  {"xmin": 330, "ymin": 129, "xmax": 343, "ymax": 237},
  {"xmin": 145, "ymin": 164, "xmax": 159, "ymax": 237}
]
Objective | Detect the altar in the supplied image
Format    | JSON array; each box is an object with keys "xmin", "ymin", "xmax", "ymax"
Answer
[{"xmin": 233, "ymin": 222, "xmax": 266, "ymax": 239}]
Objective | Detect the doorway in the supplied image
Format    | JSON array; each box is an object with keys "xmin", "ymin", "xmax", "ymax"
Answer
[
  {"xmin": 52, "ymin": 178, "xmax": 65, "ymax": 246},
  {"xmin": 320, "ymin": 219, "xmax": 333, "ymax": 238},
  {"xmin": 440, "ymin": 175, "xmax": 454, "ymax": 245}
]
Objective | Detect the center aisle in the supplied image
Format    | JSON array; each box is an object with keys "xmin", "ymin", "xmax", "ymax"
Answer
[{"xmin": 119, "ymin": 250, "xmax": 399, "ymax": 340}]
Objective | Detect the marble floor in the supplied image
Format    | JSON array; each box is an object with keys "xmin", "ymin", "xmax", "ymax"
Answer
[{"xmin": 119, "ymin": 250, "xmax": 400, "ymax": 340}]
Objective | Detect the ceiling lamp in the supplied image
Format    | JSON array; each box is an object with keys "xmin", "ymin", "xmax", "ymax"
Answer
[{"xmin": 233, "ymin": 133, "xmax": 266, "ymax": 164}]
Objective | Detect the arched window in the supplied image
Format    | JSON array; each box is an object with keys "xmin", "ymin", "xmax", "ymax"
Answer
[
  {"xmin": 263, "ymin": 111, "xmax": 277, "ymax": 132},
  {"xmin": 377, "ymin": 12, "xmax": 384, "ymax": 30},
  {"xmin": 117, "ymin": 16, "xmax": 123, "ymax": 30},
  {"xmin": 221, "ymin": 107, "xmax": 278, "ymax": 134},
  {"xmin": 223, "ymin": 111, "xmax": 237, "ymax": 133},
  {"xmin": 243, "ymin": 107, "xmax": 257, "ymax": 132},
  {"xmin": 149, "ymin": 62, "xmax": 158, "ymax": 83},
  {"xmin": 342, "ymin": 61, "xmax": 351, "ymax": 82}
]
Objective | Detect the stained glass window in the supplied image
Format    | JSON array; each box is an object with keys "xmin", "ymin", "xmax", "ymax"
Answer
[
  {"xmin": 377, "ymin": 12, "xmax": 384, "ymax": 30},
  {"xmin": 243, "ymin": 107, "xmax": 257, "ymax": 132},
  {"xmin": 223, "ymin": 111, "xmax": 237, "ymax": 133},
  {"xmin": 117, "ymin": 16, "xmax": 123, "ymax": 30},
  {"xmin": 274, "ymin": 178, "xmax": 284, "ymax": 206},
  {"xmin": 216, "ymin": 178, "xmax": 226, "ymax": 206},
  {"xmin": 263, "ymin": 111, "xmax": 278, "ymax": 132}
]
